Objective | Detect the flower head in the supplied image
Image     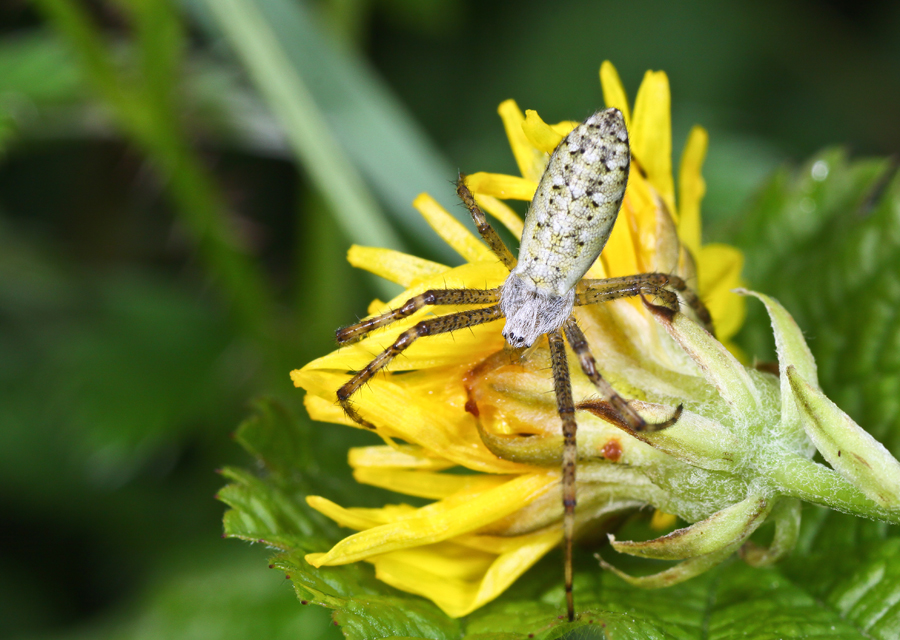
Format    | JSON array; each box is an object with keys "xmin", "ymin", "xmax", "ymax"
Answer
[{"xmin": 291, "ymin": 62, "xmax": 900, "ymax": 618}]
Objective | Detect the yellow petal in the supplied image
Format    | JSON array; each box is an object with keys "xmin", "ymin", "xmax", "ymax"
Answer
[
  {"xmin": 354, "ymin": 468, "xmax": 516, "ymax": 500},
  {"xmin": 295, "ymin": 307, "xmax": 504, "ymax": 375},
  {"xmin": 597, "ymin": 168, "xmax": 655, "ymax": 279},
  {"xmin": 303, "ymin": 394, "xmax": 356, "ymax": 428},
  {"xmin": 347, "ymin": 245, "xmax": 448, "ymax": 287},
  {"xmin": 306, "ymin": 473, "xmax": 557, "ymax": 566},
  {"xmin": 600, "ymin": 60, "xmax": 632, "ymax": 130},
  {"xmin": 348, "ymin": 445, "xmax": 455, "ymax": 471},
  {"xmin": 306, "ymin": 495, "xmax": 418, "ymax": 531},
  {"xmin": 413, "ymin": 193, "xmax": 495, "ymax": 263},
  {"xmin": 293, "ymin": 368, "xmax": 525, "ymax": 473},
  {"xmin": 498, "ymin": 99, "xmax": 546, "ymax": 183},
  {"xmin": 550, "ymin": 120, "xmax": 578, "ymax": 138},
  {"xmin": 376, "ymin": 542, "xmax": 495, "ymax": 584},
  {"xmin": 631, "ymin": 70, "xmax": 675, "ymax": 217},
  {"xmin": 310, "ymin": 485, "xmax": 529, "ymax": 534},
  {"xmin": 464, "ymin": 172, "xmax": 537, "ymax": 201},
  {"xmin": 452, "ymin": 532, "xmax": 546, "ymax": 554},
  {"xmin": 697, "ymin": 243, "xmax": 747, "ymax": 342},
  {"xmin": 371, "ymin": 527, "xmax": 561, "ymax": 617},
  {"xmin": 294, "ymin": 259, "xmax": 508, "ymax": 375},
  {"xmin": 650, "ymin": 510, "xmax": 678, "ymax": 530},
  {"xmin": 355, "ymin": 258, "xmax": 504, "ymax": 318},
  {"xmin": 522, "ymin": 109, "xmax": 564, "ymax": 154},
  {"xmin": 677, "ymin": 126, "xmax": 708, "ymax": 257},
  {"xmin": 297, "ymin": 324, "xmax": 481, "ymax": 378},
  {"xmin": 474, "ymin": 194, "xmax": 524, "ymax": 239},
  {"xmin": 594, "ymin": 210, "xmax": 631, "ymax": 279}
]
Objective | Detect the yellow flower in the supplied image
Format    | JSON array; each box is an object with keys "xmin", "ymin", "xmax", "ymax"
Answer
[{"xmin": 291, "ymin": 61, "xmax": 749, "ymax": 617}]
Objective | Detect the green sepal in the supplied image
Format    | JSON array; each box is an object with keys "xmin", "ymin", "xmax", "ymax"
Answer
[
  {"xmin": 608, "ymin": 495, "xmax": 769, "ymax": 560},
  {"xmin": 788, "ymin": 366, "xmax": 900, "ymax": 509}
]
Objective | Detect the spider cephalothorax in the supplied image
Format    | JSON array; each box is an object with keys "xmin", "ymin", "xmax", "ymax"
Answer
[{"xmin": 334, "ymin": 107, "xmax": 713, "ymax": 621}]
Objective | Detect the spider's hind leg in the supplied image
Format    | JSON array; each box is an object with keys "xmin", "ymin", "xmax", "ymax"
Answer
[
  {"xmin": 547, "ymin": 329, "xmax": 578, "ymax": 622},
  {"xmin": 563, "ymin": 317, "xmax": 681, "ymax": 433}
]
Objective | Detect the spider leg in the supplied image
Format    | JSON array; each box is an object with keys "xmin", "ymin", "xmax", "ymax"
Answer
[
  {"xmin": 563, "ymin": 317, "xmax": 682, "ymax": 433},
  {"xmin": 338, "ymin": 305, "xmax": 504, "ymax": 429},
  {"xmin": 337, "ymin": 288, "xmax": 501, "ymax": 344},
  {"xmin": 578, "ymin": 273, "xmax": 714, "ymax": 336},
  {"xmin": 457, "ymin": 173, "xmax": 518, "ymax": 271},
  {"xmin": 547, "ymin": 329, "xmax": 577, "ymax": 623}
]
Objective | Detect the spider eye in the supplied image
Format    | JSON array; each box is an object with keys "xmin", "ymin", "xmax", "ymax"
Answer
[{"xmin": 503, "ymin": 329, "xmax": 524, "ymax": 347}]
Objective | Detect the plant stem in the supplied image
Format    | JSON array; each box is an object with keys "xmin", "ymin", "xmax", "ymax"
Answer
[{"xmin": 765, "ymin": 453, "xmax": 900, "ymax": 524}]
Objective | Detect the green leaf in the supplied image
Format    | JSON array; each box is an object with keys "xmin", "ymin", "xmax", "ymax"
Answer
[
  {"xmin": 276, "ymin": 549, "xmax": 462, "ymax": 640},
  {"xmin": 220, "ymin": 466, "xmax": 325, "ymax": 546},
  {"xmin": 702, "ymin": 562, "xmax": 865, "ymax": 639},
  {"xmin": 813, "ymin": 538, "xmax": 900, "ymax": 637},
  {"xmin": 736, "ymin": 150, "xmax": 900, "ymax": 453},
  {"xmin": 234, "ymin": 397, "xmax": 315, "ymax": 480}
]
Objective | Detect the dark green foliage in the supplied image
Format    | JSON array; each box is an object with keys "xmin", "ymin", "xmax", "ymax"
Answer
[{"xmin": 737, "ymin": 150, "xmax": 900, "ymax": 454}]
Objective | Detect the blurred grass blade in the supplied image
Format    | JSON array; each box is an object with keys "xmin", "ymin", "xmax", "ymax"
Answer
[
  {"xmin": 199, "ymin": 0, "xmax": 404, "ymax": 257},
  {"xmin": 35, "ymin": 0, "xmax": 280, "ymax": 351},
  {"xmin": 188, "ymin": 0, "xmax": 464, "ymax": 264}
]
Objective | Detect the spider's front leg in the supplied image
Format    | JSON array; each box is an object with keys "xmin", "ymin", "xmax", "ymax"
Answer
[
  {"xmin": 563, "ymin": 317, "xmax": 682, "ymax": 433},
  {"xmin": 456, "ymin": 174, "xmax": 517, "ymax": 271},
  {"xmin": 578, "ymin": 273, "xmax": 714, "ymax": 336},
  {"xmin": 337, "ymin": 305, "xmax": 504, "ymax": 429},
  {"xmin": 336, "ymin": 288, "xmax": 500, "ymax": 344}
]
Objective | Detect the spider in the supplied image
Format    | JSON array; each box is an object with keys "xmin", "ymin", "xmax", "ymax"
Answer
[{"xmin": 334, "ymin": 107, "xmax": 714, "ymax": 622}]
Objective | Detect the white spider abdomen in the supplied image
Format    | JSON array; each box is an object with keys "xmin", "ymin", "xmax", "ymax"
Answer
[{"xmin": 500, "ymin": 108, "xmax": 630, "ymax": 347}]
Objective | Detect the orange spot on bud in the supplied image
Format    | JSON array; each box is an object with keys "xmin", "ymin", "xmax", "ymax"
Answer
[{"xmin": 602, "ymin": 438, "xmax": 622, "ymax": 462}]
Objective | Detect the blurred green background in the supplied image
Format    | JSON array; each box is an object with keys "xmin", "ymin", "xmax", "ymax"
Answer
[{"xmin": 2, "ymin": 0, "xmax": 899, "ymax": 638}]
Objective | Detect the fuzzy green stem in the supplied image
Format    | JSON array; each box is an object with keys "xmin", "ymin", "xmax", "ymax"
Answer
[{"xmin": 764, "ymin": 453, "xmax": 900, "ymax": 524}]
